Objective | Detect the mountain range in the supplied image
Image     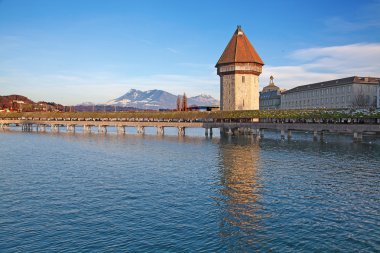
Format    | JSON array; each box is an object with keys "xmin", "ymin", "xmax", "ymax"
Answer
[{"xmin": 104, "ymin": 89, "xmax": 219, "ymax": 109}]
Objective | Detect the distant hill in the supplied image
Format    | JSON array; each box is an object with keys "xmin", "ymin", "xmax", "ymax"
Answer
[
  {"xmin": 105, "ymin": 89, "xmax": 219, "ymax": 109},
  {"xmin": 0, "ymin": 94, "xmax": 64, "ymax": 111},
  {"xmin": 0, "ymin": 95, "xmax": 34, "ymax": 107}
]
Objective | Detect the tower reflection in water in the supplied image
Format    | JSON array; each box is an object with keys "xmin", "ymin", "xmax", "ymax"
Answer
[{"xmin": 217, "ymin": 137, "xmax": 267, "ymax": 250}]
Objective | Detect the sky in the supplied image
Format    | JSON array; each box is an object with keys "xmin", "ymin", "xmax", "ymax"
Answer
[{"xmin": 1, "ymin": 0, "xmax": 380, "ymax": 105}]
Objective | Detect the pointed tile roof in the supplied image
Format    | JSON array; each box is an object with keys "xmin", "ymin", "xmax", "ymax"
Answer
[{"xmin": 216, "ymin": 26, "xmax": 264, "ymax": 66}]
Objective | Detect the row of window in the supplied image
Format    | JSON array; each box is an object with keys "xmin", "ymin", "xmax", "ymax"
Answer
[
  {"xmin": 282, "ymin": 96, "xmax": 351, "ymax": 108},
  {"xmin": 283, "ymin": 86, "xmax": 352, "ymax": 100},
  {"xmin": 260, "ymin": 100, "xmax": 280, "ymax": 106}
]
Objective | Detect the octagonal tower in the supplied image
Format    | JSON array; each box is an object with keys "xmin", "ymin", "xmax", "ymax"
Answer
[{"xmin": 216, "ymin": 26, "xmax": 264, "ymax": 111}]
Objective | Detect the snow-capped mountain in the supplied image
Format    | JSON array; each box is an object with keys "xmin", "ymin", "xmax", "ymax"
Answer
[{"xmin": 105, "ymin": 89, "xmax": 219, "ymax": 109}]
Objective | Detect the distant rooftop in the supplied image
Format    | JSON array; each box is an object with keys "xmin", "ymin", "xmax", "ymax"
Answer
[
  {"xmin": 260, "ymin": 90, "xmax": 281, "ymax": 99},
  {"xmin": 216, "ymin": 25, "xmax": 264, "ymax": 66},
  {"xmin": 283, "ymin": 76, "xmax": 380, "ymax": 94}
]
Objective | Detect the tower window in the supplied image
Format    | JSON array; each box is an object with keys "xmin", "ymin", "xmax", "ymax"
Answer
[{"xmin": 242, "ymin": 76, "xmax": 245, "ymax": 83}]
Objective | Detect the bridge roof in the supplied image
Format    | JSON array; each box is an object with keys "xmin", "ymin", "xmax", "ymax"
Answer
[{"xmin": 216, "ymin": 26, "xmax": 264, "ymax": 67}]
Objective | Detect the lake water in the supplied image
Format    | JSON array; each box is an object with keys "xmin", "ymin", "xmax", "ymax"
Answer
[{"xmin": 0, "ymin": 128, "xmax": 379, "ymax": 252}]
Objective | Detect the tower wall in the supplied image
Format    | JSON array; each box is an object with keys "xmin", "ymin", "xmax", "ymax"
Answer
[
  {"xmin": 220, "ymin": 73, "xmax": 259, "ymax": 110},
  {"xmin": 234, "ymin": 74, "xmax": 259, "ymax": 110}
]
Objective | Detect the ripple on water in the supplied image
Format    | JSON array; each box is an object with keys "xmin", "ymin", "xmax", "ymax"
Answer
[{"xmin": 0, "ymin": 132, "xmax": 379, "ymax": 252}]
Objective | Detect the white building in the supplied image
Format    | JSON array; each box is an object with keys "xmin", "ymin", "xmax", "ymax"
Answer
[
  {"xmin": 281, "ymin": 76, "xmax": 379, "ymax": 109},
  {"xmin": 377, "ymin": 83, "xmax": 380, "ymax": 108}
]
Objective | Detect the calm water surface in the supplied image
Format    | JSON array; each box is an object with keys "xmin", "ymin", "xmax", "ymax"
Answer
[{"xmin": 0, "ymin": 129, "xmax": 379, "ymax": 252}]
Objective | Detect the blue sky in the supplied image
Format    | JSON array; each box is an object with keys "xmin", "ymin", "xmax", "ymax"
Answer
[{"xmin": 1, "ymin": 0, "xmax": 380, "ymax": 105}]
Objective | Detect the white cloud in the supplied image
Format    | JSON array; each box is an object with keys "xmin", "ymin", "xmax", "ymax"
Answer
[{"xmin": 261, "ymin": 43, "xmax": 380, "ymax": 90}]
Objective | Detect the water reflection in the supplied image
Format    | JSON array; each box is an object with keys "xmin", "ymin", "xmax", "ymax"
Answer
[{"xmin": 217, "ymin": 137, "xmax": 266, "ymax": 250}]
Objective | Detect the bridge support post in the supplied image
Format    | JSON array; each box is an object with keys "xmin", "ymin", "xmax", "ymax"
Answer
[
  {"xmin": 67, "ymin": 125, "xmax": 75, "ymax": 133},
  {"xmin": 117, "ymin": 125, "xmax": 125, "ymax": 135},
  {"xmin": 157, "ymin": 126, "xmax": 164, "ymax": 135},
  {"xmin": 353, "ymin": 132, "xmax": 363, "ymax": 142},
  {"xmin": 205, "ymin": 128, "xmax": 209, "ymax": 136},
  {"xmin": 136, "ymin": 126, "xmax": 145, "ymax": 135},
  {"xmin": 252, "ymin": 129, "xmax": 261, "ymax": 139},
  {"xmin": 83, "ymin": 125, "xmax": 92, "ymax": 133},
  {"xmin": 313, "ymin": 131, "xmax": 318, "ymax": 141},
  {"xmin": 260, "ymin": 129, "xmax": 264, "ymax": 138},
  {"xmin": 281, "ymin": 130, "xmax": 285, "ymax": 139},
  {"xmin": 320, "ymin": 131, "xmax": 324, "ymax": 141},
  {"xmin": 51, "ymin": 124, "xmax": 59, "ymax": 133},
  {"xmin": 0, "ymin": 123, "xmax": 9, "ymax": 130},
  {"xmin": 178, "ymin": 127, "xmax": 185, "ymax": 136},
  {"xmin": 287, "ymin": 130, "xmax": 292, "ymax": 140},
  {"xmin": 210, "ymin": 128, "xmax": 213, "ymax": 136},
  {"xmin": 219, "ymin": 128, "xmax": 229, "ymax": 136},
  {"xmin": 98, "ymin": 125, "xmax": 107, "ymax": 134}
]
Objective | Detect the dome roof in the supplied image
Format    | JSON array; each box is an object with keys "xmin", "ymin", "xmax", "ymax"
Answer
[{"xmin": 262, "ymin": 76, "xmax": 280, "ymax": 93}]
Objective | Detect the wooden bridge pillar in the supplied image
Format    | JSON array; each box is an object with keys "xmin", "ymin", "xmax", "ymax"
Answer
[
  {"xmin": 83, "ymin": 125, "xmax": 92, "ymax": 133},
  {"xmin": 281, "ymin": 130, "xmax": 285, "ymax": 139},
  {"xmin": 287, "ymin": 130, "xmax": 292, "ymax": 140},
  {"xmin": 51, "ymin": 124, "xmax": 59, "ymax": 133},
  {"xmin": 136, "ymin": 126, "xmax": 145, "ymax": 135},
  {"xmin": 320, "ymin": 131, "xmax": 325, "ymax": 141},
  {"xmin": 67, "ymin": 125, "xmax": 75, "ymax": 133},
  {"xmin": 353, "ymin": 132, "xmax": 363, "ymax": 142},
  {"xmin": 157, "ymin": 126, "xmax": 164, "ymax": 135},
  {"xmin": 313, "ymin": 131, "xmax": 318, "ymax": 141},
  {"xmin": 117, "ymin": 126, "xmax": 125, "ymax": 134},
  {"xmin": 23, "ymin": 124, "xmax": 33, "ymax": 132},
  {"xmin": 178, "ymin": 127, "xmax": 185, "ymax": 136},
  {"xmin": 1, "ymin": 123, "xmax": 9, "ymax": 130},
  {"xmin": 98, "ymin": 125, "xmax": 107, "ymax": 133},
  {"xmin": 205, "ymin": 128, "xmax": 213, "ymax": 137}
]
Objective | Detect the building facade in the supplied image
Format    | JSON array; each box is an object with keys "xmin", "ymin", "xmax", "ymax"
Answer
[
  {"xmin": 281, "ymin": 76, "xmax": 379, "ymax": 109},
  {"xmin": 216, "ymin": 26, "xmax": 264, "ymax": 111},
  {"xmin": 260, "ymin": 76, "xmax": 283, "ymax": 110},
  {"xmin": 378, "ymin": 83, "xmax": 380, "ymax": 108}
]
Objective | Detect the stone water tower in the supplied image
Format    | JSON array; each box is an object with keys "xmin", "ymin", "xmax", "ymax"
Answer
[{"xmin": 216, "ymin": 26, "xmax": 264, "ymax": 111}]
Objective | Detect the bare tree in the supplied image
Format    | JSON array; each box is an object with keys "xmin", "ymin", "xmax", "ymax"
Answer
[{"xmin": 352, "ymin": 88, "xmax": 370, "ymax": 108}]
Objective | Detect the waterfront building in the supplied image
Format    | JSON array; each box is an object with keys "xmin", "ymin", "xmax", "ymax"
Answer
[
  {"xmin": 259, "ymin": 76, "xmax": 284, "ymax": 110},
  {"xmin": 216, "ymin": 26, "xmax": 264, "ymax": 111},
  {"xmin": 281, "ymin": 76, "xmax": 380, "ymax": 109},
  {"xmin": 378, "ymin": 83, "xmax": 380, "ymax": 108}
]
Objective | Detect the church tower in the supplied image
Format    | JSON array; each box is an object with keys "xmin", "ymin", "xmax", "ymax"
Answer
[{"xmin": 216, "ymin": 26, "xmax": 264, "ymax": 111}]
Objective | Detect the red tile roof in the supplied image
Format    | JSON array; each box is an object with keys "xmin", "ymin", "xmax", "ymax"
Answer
[{"xmin": 216, "ymin": 26, "xmax": 264, "ymax": 66}]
